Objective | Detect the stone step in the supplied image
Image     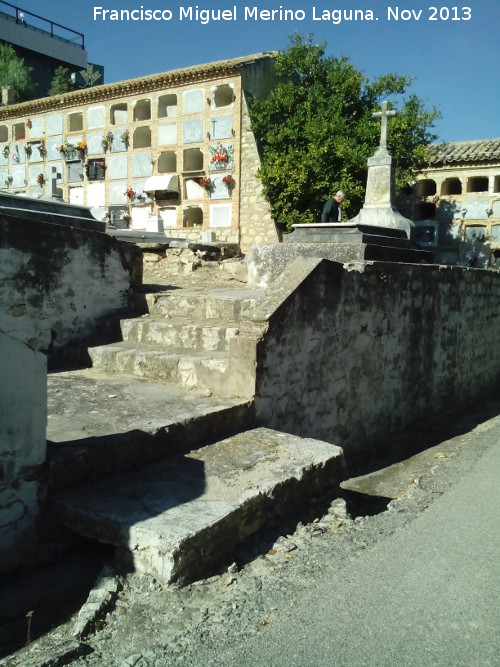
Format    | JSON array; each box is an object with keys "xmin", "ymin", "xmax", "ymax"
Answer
[
  {"xmin": 47, "ymin": 369, "xmax": 255, "ymax": 492},
  {"xmin": 120, "ymin": 316, "xmax": 241, "ymax": 353},
  {"xmin": 50, "ymin": 428, "xmax": 344, "ymax": 585},
  {"xmin": 88, "ymin": 341, "xmax": 247, "ymax": 397},
  {"xmin": 140, "ymin": 288, "xmax": 263, "ymax": 320}
]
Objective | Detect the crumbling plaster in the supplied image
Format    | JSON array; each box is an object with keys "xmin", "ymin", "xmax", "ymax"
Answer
[{"xmin": 0, "ymin": 214, "xmax": 140, "ymax": 351}]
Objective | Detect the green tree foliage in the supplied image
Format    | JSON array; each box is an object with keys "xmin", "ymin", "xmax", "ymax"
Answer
[
  {"xmin": 249, "ymin": 35, "xmax": 441, "ymax": 231},
  {"xmin": 0, "ymin": 42, "xmax": 36, "ymax": 102},
  {"xmin": 47, "ymin": 66, "xmax": 74, "ymax": 96}
]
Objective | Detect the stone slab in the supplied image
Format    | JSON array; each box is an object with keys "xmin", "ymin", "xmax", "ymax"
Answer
[
  {"xmin": 51, "ymin": 428, "xmax": 344, "ymax": 584},
  {"xmin": 47, "ymin": 369, "xmax": 255, "ymax": 491},
  {"xmin": 0, "ymin": 191, "xmax": 105, "ymax": 232},
  {"xmin": 285, "ymin": 222, "xmax": 409, "ymax": 245},
  {"xmin": 247, "ymin": 243, "xmax": 433, "ymax": 287}
]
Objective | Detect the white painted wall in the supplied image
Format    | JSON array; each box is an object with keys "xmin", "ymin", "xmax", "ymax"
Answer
[{"xmin": 0, "ymin": 332, "xmax": 47, "ymax": 571}]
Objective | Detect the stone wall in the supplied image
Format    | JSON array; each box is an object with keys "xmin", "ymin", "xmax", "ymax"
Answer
[
  {"xmin": 253, "ymin": 258, "xmax": 500, "ymax": 460},
  {"xmin": 238, "ymin": 93, "xmax": 279, "ymax": 253},
  {"xmin": 0, "ymin": 213, "xmax": 140, "ymax": 352},
  {"xmin": 0, "ymin": 332, "xmax": 47, "ymax": 571}
]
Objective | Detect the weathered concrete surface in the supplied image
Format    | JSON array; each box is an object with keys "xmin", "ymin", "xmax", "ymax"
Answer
[
  {"xmin": 46, "ymin": 369, "xmax": 255, "ymax": 491},
  {"xmin": 51, "ymin": 428, "xmax": 344, "ymax": 584},
  {"xmin": 0, "ymin": 213, "xmax": 141, "ymax": 351},
  {"xmin": 0, "ymin": 332, "xmax": 46, "ymax": 571},
  {"xmin": 89, "ymin": 286, "xmax": 265, "ymax": 399}
]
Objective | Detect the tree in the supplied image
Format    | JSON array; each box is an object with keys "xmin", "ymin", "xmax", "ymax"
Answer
[
  {"xmin": 47, "ymin": 66, "xmax": 74, "ymax": 96},
  {"xmin": 249, "ymin": 35, "xmax": 441, "ymax": 232},
  {"xmin": 0, "ymin": 42, "xmax": 36, "ymax": 102}
]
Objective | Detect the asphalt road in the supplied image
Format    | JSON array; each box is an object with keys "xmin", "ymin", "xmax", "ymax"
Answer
[{"xmin": 198, "ymin": 414, "xmax": 500, "ymax": 667}]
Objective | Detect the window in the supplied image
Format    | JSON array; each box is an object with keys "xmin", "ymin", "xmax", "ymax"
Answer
[
  {"xmin": 133, "ymin": 99, "xmax": 151, "ymax": 122},
  {"xmin": 0, "ymin": 125, "xmax": 8, "ymax": 142},
  {"xmin": 158, "ymin": 94, "xmax": 177, "ymax": 118},
  {"xmin": 416, "ymin": 179, "xmax": 436, "ymax": 197},
  {"xmin": 212, "ymin": 85, "xmax": 233, "ymax": 108},
  {"xmin": 441, "ymin": 178, "xmax": 462, "ymax": 196},
  {"xmin": 133, "ymin": 127, "xmax": 151, "ymax": 149},
  {"xmin": 464, "ymin": 226, "xmax": 486, "ymax": 242},
  {"xmin": 183, "ymin": 207, "xmax": 203, "ymax": 227},
  {"xmin": 110, "ymin": 103, "xmax": 128, "ymax": 125},
  {"xmin": 13, "ymin": 123, "xmax": 25, "ymax": 141},
  {"xmin": 467, "ymin": 176, "xmax": 488, "ymax": 193},
  {"xmin": 491, "ymin": 224, "xmax": 500, "ymax": 242},
  {"xmin": 158, "ymin": 151, "xmax": 176, "ymax": 173},
  {"xmin": 183, "ymin": 148, "xmax": 203, "ymax": 172},
  {"xmin": 415, "ymin": 202, "xmax": 436, "ymax": 220},
  {"xmin": 68, "ymin": 113, "xmax": 83, "ymax": 132}
]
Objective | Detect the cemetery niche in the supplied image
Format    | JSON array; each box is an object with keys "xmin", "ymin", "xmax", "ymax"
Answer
[{"xmin": 86, "ymin": 159, "xmax": 106, "ymax": 181}]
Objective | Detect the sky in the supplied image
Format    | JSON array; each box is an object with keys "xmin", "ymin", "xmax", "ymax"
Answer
[{"xmin": 13, "ymin": 0, "xmax": 500, "ymax": 143}]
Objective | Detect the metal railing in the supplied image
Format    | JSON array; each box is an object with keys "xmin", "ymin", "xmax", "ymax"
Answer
[{"xmin": 0, "ymin": 0, "xmax": 85, "ymax": 49}]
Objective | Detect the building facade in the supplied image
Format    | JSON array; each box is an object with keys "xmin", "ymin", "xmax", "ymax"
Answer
[
  {"xmin": 0, "ymin": 53, "xmax": 279, "ymax": 252},
  {"xmin": 0, "ymin": 0, "xmax": 89, "ymax": 98},
  {"xmin": 405, "ymin": 138, "xmax": 500, "ymax": 268}
]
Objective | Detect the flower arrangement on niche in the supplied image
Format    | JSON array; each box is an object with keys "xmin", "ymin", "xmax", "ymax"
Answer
[
  {"xmin": 3, "ymin": 146, "xmax": 9, "ymax": 158},
  {"xmin": 27, "ymin": 119, "xmax": 32, "ymax": 129},
  {"xmin": 121, "ymin": 211, "xmax": 132, "ymax": 227},
  {"xmin": 124, "ymin": 186, "xmax": 136, "ymax": 200},
  {"xmin": 120, "ymin": 130, "xmax": 130, "ymax": 147},
  {"xmin": 102, "ymin": 130, "xmax": 114, "ymax": 152},
  {"xmin": 209, "ymin": 143, "xmax": 233, "ymax": 169},
  {"xmin": 25, "ymin": 144, "xmax": 32, "ymax": 158},
  {"xmin": 37, "ymin": 173, "xmax": 45, "ymax": 186},
  {"xmin": 77, "ymin": 140, "xmax": 87, "ymax": 157},
  {"xmin": 58, "ymin": 139, "xmax": 76, "ymax": 157},
  {"xmin": 222, "ymin": 174, "xmax": 234, "ymax": 190},
  {"xmin": 199, "ymin": 176, "xmax": 213, "ymax": 193},
  {"xmin": 38, "ymin": 142, "xmax": 47, "ymax": 157}
]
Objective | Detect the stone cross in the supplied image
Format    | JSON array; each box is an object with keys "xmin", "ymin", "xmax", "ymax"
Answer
[{"xmin": 372, "ymin": 101, "xmax": 396, "ymax": 152}]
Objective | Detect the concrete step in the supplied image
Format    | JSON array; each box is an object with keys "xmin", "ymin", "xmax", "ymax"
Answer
[
  {"xmin": 120, "ymin": 316, "xmax": 241, "ymax": 352},
  {"xmin": 141, "ymin": 287, "xmax": 263, "ymax": 320},
  {"xmin": 87, "ymin": 341, "xmax": 248, "ymax": 397},
  {"xmin": 47, "ymin": 369, "xmax": 255, "ymax": 492},
  {"xmin": 50, "ymin": 428, "xmax": 344, "ymax": 585}
]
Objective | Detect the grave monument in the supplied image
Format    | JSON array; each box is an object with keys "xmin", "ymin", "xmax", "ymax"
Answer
[
  {"xmin": 283, "ymin": 101, "xmax": 430, "ymax": 263},
  {"xmin": 250, "ymin": 103, "xmax": 432, "ymax": 285}
]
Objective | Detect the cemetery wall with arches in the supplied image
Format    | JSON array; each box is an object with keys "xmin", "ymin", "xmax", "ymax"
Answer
[{"xmin": 0, "ymin": 53, "xmax": 279, "ymax": 253}]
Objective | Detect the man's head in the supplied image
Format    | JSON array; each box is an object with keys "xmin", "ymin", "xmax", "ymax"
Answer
[{"xmin": 334, "ymin": 190, "xmax": 345, "ymax": 202}]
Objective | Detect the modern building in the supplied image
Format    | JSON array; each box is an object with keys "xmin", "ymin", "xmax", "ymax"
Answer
[
  {"xmin": 0, "ymin": 0, "xmax": 89, "ymax": 98},
  {"xmin": 0, "ymin": 52, "xmax": 280, "ymax": 251},
  {"xmin": 402, "ymin": 138, "xmax": 500, "ymax": 268}
]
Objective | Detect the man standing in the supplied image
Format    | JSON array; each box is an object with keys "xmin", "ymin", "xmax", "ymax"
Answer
[{"xmin": 321, "ymin": 190, "xmax": 345, "ymax": 222}]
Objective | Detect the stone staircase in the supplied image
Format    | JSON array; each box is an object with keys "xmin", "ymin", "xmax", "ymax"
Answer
[
  {"xmin": 47, "ymin": 279, "xmax": 345, "ymax": 585},
  {"xmin": 87, "ymin": 286, "xmax": 265, "ymax": 399}
]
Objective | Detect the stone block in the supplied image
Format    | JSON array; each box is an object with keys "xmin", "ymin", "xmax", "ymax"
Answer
[
  {"xmin": 183, "ymin": 89, "xmax": 204, "ymax": 114},
  {"xmin": 88, "ymin": 106, "xmax": 106, "ymax": 129},
  {"xmin": 183, "ymin": 119, "xmax": 204, "ymax": 144},
  {"xmin": 46, "ymin": 114, "xmax": 63, "ymax": 136},
  {"xmin": 158, "ymin": 123, "xmax": 177, "ymax": 145},
  {"xmin": 51, "ymin": 428, "xmax": 343, "ymax": 584},
  {"xmin": 132, "ymin": 152, "xmax": 152, "ymax": 178},
  {"xmin": 108, "ymin": 154, "xmax": 128, "ymax": 180},
  {"xmin": 210, "ymin": 115, "xmax": 233, "ymax": 140}
]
